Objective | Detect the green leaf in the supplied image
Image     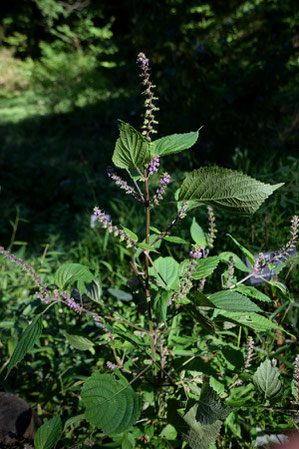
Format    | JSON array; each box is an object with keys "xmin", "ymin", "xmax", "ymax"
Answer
[
  {"xmin": 209, "ymin": 291, "xmax": 261, "ymax": 312},
  {"xmin": 63, "ymin": 331, "xmax": 95, "ymax": 351},
  {"xmin": 182, "ymin": 385, "xmax": 230, "ymax": 449},
  {"xmin": 154, "ymin": 291, "xmax": 171, "ymax": 323},
  {"xmin": 64, "ymin": 414, "xmax": 84, "ymax": 431},
  {"xmin": 34, "ymin": 414, "xmax": 62, "ymax": 449},
  {"xmin": 213, "ymin": 311, "xmax": 282, "ymax": 331},
  {"xmin": 163, "ymin": 235, "xmax": 189, "ymax": 244},
  {"xmin": 81, "ymin": 373, "xmax": 142, "ymax": 435},
  {"xmin": 86, "ymin": 278, "xmax": 102, "ymax": 303},
  {"xmin": 151, "ymin": 129, "xmax": 200, "ymax": 157},
  {"xmin": 112, "ymin": 121, "xmax": 151, "ymax": 170},
  {"xmin": 178, "ymin": 167, "xmax": 283, "ymax": 214},
  {"xmin": 226, "ymin": 234, "xmax": 255, "ymax": 266},
  {"xmin": 233, "ymin": 285, "xmax": 271, "ymax": 303},
  {"xmin": 121, "ymin": 226, "xmax": 138, "ymax": 242},
  {"xmin": 108, "ymin": 288, "xmax": 133, "ymax": 302},
  {"xmin": 149, "ymin": 256, "xmax": 180, "ymax": 289},
  {"xmin": 252, "ymin": 359, "xmax": 283, "ymax": 402},
  {"xmin": 54, "ymin": 263, "xmax": 94, "ymax": 293},
  {"xmin": 138, "ymin": 242, "xmax": 160, "ymax": 253},
  {"xmin": 6, "ymin": 316, "xmax": 43, "ymax": 378},
  {"xmin": 218, "ymin": 251, "xmax": 250, "ymax": 273},
  {"xmin": 190, "ymin": 218, "xmax": 207, "ymax": 247},
  {"xmin": 134, "ymin": 234, "xmax": 162, "ymax": 259},
  {"xmin": 193, "ymin": 257, "xmax": 220, "ymax": 280}
]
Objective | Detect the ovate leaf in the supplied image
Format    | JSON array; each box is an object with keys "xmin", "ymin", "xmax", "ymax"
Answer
[
  {"xmin": 63, "ymin": 331, "xmax": 95, "ymax": 351},
  {"xmin": 213, "ymin": 311, "xmax": 282, "ymax": 331},
  {"xmin": 209, "ymin": 291, "xmax": 261, "ymax": 312},
  {"xmin": 34, "ymin": 414, "xmax": 62, "ymax": 449},
  {"xmin": 178, "ymin": 167, "xmax": 283, "ymax": 214},
  {"xmin": 219, "ymin": 251, "xmax": 251, "ymax": 273},
  {"xmin": 108, "ymin": 288, "xmax": 133, "ymax": 302},
  {"xmin": 252, "ymin": 359, "xmax": 283, "ymax": 402},
  {"xmin": 193, "ymin": 257, "xmax": 220, "ymax": 280},
  {"xmin": 82, "ymin": 373, "xmax": 141, "ymax": 435},
  {"xmin": 86, "ymin": 278, "xmax": 102, "ymax": 303},
  {"xmin": 112, "ymin": 121, "xmax": 151, "ymax": 170},
  {"xmin": 190, "ymin": 218, "xmax": 207, "ymax": 247},
  {"xmin": 6, "ymin": 316, "xmax": 43, "ymax": 378},
  {"xmin": 149, "ymin": 256, "xmax": 180, "ymax": 289},
  {"xmin": 151, "ymin": 129, "xmax": 200, "ymax": 157},
  {"xmin": 54, "ymin": 263, "xmax": 94, "ymax": 293}
]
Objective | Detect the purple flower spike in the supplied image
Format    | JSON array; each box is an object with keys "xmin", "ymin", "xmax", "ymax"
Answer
[{"xmin": 148, "ymin": 155, "xmax": 160, "ymax": 176}]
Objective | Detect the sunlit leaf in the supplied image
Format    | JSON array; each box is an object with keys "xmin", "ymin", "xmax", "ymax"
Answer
[
  {"xmin": 151, "ymin": 129, "xmax": 201, "ymax": 157},
  {"xmin": 252, "ymin": 359, "xmax": 283, "ymax": 402}
]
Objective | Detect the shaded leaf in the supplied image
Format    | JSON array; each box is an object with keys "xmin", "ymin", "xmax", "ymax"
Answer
[
  {"xmin": 54, "ymin": 263, "xmax": 94, "ymax": 293},
  {"xmin": 82, "ymin": 373, "xmax": 141, "ymax": 435},
  {"xmin": 34, "ymin": 414, "xmax": 62, "ymax": 449},
  {"xmin": 178, "ymin": 167, "xmax": 283, "ymax": 214},
  {"xmin": 6, "ymin": 317, "xmax": 43, "ymax": 378},
  {"xmin": 108, "ymin": 288, "xmax": 133, "ymax": 302},
  {"xmin": 86, "ymin": 278, "xmax": 102, "ymax": 303},
  {"xmin": 112, "ymin": 121, "xmax": 151, "ymax": 170}
]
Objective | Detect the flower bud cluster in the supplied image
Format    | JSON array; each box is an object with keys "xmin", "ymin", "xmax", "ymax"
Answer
[
  {"xmin": 207, "ymin": 206, "xmax": 217, "ymax": 250},
  {"xmin": 137, "ymin": 52, "xmax": 159, "ymax": 141},
  {"xmin": 244, "ymin": 337, "xmax": 254, "ymax": 371},
  {"xmin": 107, "ymin": 167, "xmax": 143, "ymax": 202},
  {"xmin": 94, "ymin": 207, "xmax": 138, "ymax": 249},
  {"xmin": 151, "ymin": 173, "xmax": 171, "ymax": 206},
  {"xmin": 148, "ymin": 155, "xmax": 160, "ymax": 176},
  {"xmin": 169, "ymin": 250, "xmax": 200, "ymax": 305},
  {"xmin": 189, "ymin": 245, "xmax": 204, "ymax": 259}
]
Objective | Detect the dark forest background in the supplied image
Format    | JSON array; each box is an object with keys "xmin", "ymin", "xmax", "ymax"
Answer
[{"xmin": 0, "ymin": 0, "xmax": 298, "ymax": 250}]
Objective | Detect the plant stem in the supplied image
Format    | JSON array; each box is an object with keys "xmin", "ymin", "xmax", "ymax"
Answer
[{"xmin": 144, "ymin": 168, "xmax": 156, "ymax": 367}]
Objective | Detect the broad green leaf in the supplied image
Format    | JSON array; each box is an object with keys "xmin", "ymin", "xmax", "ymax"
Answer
[
  {"xmin": 108, "ymin": 288, "xmax": 133, "ymax": 302},
  {"xmin": 86, "ymin": 278, "xmax": 102, "ymax": 303},
  {"xmin": 234, "ymin": 285, "xmax": 271, "ymax": 303},
  {"xmin": 190, "ymin": 218, "xmax": 207, "ymax": 247},
  {"xmin": 252, "ymin": 360, "xmax": 283, "ymax": 402},
  {"xmin": 226, "ymin": 234, "xmax": 255, "ymax": 265},
  {"xmin": 151, "ymin": 129, "xmax": 200, "ymax": 157},
  {"xmin": 178, "ymin": 167, "xmax": 283, "ymax": 214},
  {"xmin": 149, "ymin": 256, "xmax": 180, "ymax": 289},
  {"xmin": 160, "ymin": 424, "xmax": 177, "ymax": 440},
  {"xmin": 218, "ymin": 251, "xmax": 251, "ymax": 273},
  {"xmin": 193, "ymin": 256, "xmax": 220, "ymax": 280},
  {"xmin": 54, "ymin": 263, "xmax": 94, "ymax": 293},
  {"xmin": 81, "ymin": 373, "xmax": 141, "ymax": 435},
  {"xmin": 154, "ymin": 291, "xmax": 171, "ymax": 323},
  {"xmin": 6, "ymin": 316, "xmax": 43, "ymax": 378},
  {"xmin": 213, "ymin": 310, "xmax": 282, "ymax": 331},
  {"xmin": 63, "ymin": 331, "xmax": 95, "ymax": 351},
  {"xmin": 163, "ymin": 235, "xmax": 189, "ymax": 244},
  {"xmin": 209, "ymin": 291, "xmax": 261, "ymax": 312},
  {"xmin": 182, "ymin": 385, "xmax": 230, "ymax": 449},
  {"xmin": 112, "ymin": 121, "xmax": 151, "ymax": 170},
  {"xmin": 34, "ymin": 414, "xmax": 62, "ymax": 449}
]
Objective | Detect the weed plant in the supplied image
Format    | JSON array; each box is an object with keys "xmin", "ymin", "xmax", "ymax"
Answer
[{"xmin": 0, "ymin": 54, "xmax": 298, "ymax": 449}]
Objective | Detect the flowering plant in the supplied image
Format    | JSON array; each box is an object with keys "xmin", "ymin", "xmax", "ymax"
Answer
[{"xmin": 1, "ymin": 53, "xmax": 298, "ymax": 449}]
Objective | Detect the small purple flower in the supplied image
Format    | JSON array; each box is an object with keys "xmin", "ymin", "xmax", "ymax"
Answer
[
  {"xmin": 148, "ymin": 155, "xmax": 160, "ymax": 176},
  {"xmin": 160, "ymin": 173, "xmax": 171, "ymax": 185}
]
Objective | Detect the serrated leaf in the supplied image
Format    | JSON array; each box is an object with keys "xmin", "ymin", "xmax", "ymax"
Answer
[
  {"xmin": 151, "ymin": 129, "xmax": 200, "ymax": 157},
  {"xmin": 218, "ymin": 251, "xmax": 251, "ymax": 273},
  {"xmin": 34, "ymin": 414, "xmax": 62, "ymax": 449},
  {"xmin": 213, "ymin": 310, "xmax": 282, "ymax": 331},
  {"xmin": 178, "ymin": 167, "xmax": 283, "ymax": 214},
  {"xmin": 252, "ymin": 359, "xmax": 283, "ymax": 402},
  {"xmin": 226, "ymin": 234, "xmax": 255, "ymax": 265},
  {"xmin": 112, "ymin": 121, "xmax": 151, "ymax": 170},
  {"xmin": 149, "ymin": 256, "xmax": 180, "ymax": 289},
  {"xmin": 234, "ymin": 285, "xmax": 271, "ymax": 303},
  {"xmin": 193, "ymin": 256, "xmax": 220, "ymax": 280},
  {"xmin": 209, "ymin": 291, "xmax": 261, "ymax": 312},
  {"xmin": 63, "ymin": 331, "xmax": 95, "ymax": 351},
  {"xmin": 6, "ymin": 316, "xmax": 43, "ymax": 378},
  {"xmin": 108, "ymin": 288, "xmax": 133, "ymax": 302},
  {"xmin": 86, "ymin": 278, "xmax": 102, "ymax": 303},
  {"xmin": 54, "ymin": 263, "xmax": 94, "ymax": 293},
  {"xmin": 81, "ymin": 373, "xmax": 142, "ymax": 435},
  {"xmin": 190, "ymin": 218, "xmax": 207, "ymax": 247}
]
